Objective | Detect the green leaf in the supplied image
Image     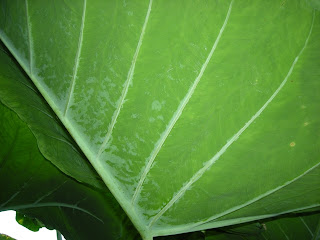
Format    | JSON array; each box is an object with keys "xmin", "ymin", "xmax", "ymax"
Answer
[
  {"xmin": 0, "ymin": 0, "xmax": 320, "ymax": 239},
  {"xmin": 154, "ymin": 212, "xmax": 320, "ymax": 240},
  {"xmin": 0, "ymin": 234, "xmax": 16, "ymax": 240},
  {"xmin": 15, "ymin": 212, "xmax": 44, "ymax": 232},
  {"xmin": 259, "ymin": 212, "xmax": 320, "ymax": 240},
  {"xmin": 0, "ymin": 44, "xmax": 105, "ymax": 190},
  {"xmin": 0, "ymin": 101, "xmax": 139, "ymax": 239},
  {"xmin": 204, "ymin": 212, "xmax": 320, "ymax": 240}
]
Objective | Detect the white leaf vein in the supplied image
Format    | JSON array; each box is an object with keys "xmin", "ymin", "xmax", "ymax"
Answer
[
  {"xmin": 148, "ymin": 9, "xmax": 315, "ymax": 228},
  {"xmin": 64, "ymin": 0, "xmax": 87, "ymax": 116},
  {"xmin": 132, "ymin": 0, "xmax": 234, "ymax": 205},
  {"xmin": 96, "ymin": 0, "xmax": 153, "ymax": 160},
  {"xmin": 192, "ymin": 161, "xmax": 320, "ymax": 229}
]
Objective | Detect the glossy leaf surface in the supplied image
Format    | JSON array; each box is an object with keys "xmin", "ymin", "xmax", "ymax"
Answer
[{"xmin": 0, "ymin": 0, "xmax": 320, "ymax": 239}]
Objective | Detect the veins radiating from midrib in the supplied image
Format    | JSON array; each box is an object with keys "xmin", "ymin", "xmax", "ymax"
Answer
[
  {"xmin": 95, "ymin": 0, "xmax": 153, "ymax": 160},
  {"xmin": 131, "ymin": 0, "xmax": 235, "ymax": 205},
  {"xmin": 64, "ymin": 0, "xmax": 87, "ymax": 116},
  {"xmin": 148, "ymin": 9, "xmax": 315, "ymax": 229},
  {"xmin": 193, "ymin": 161, "xmax": 320, "ymax": 230}
]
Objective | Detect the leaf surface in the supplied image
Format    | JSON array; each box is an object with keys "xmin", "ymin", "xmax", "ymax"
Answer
[
  {"xmin": 155, "ymin": 212, "xmax": 320, "ymax": 240},
  {"xmin": 0, "ymin": 100, "xmax": 139, "ymax": 240},
  {"xmin": 0, "ymin": 0, "xmax": 320, "ymax": 239},
  {"xmin": 0, "ymin": 44, "xmax": 105, "ymax": 190},
  {"xmin": 15, "ymin": 212, "xmax": 44, "ymax": 232}
]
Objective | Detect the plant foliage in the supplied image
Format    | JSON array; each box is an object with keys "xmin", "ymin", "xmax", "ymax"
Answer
[{"xmin": 0, "ymin": 0, "xmax": 320, "ymax": 239}]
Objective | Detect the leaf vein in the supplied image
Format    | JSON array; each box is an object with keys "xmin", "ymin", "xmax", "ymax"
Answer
[
  {"xmin": 33, "ymin": 180, "xmax": 68, "ymax": 204},
  {"xmin": 132, "ymin": 0, "xmax": 234, "ymax": 205},
  {"xmin": 193, "ymin": 161, "xmax": 320, "ymax": 229},
  {"xmin": 148, "ymin": 9, "xmax": 315, "ymax": 227},
  {"xmin": 64, "ymin": 0, "xmax": 87, "ymax": 116},
  {"xmin": 300, "ymin": 217, "xmax": 314, "ymax": 237},
  {"xmin": 96, "ymin": 0, "xmax": 153, "ymax": 160},
  {"xmin": 0, "ymin": 202, "xmax": 103, "ymax": 223},
  {"xmin": 41, "ymin": 133, "xmax": 81, "ymax": 154},
  {"xmin": 277, "ymin": 222, "xmax": 290, "ymax": 240}
]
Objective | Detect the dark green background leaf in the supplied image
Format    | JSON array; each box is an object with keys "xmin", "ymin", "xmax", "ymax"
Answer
[
  {"xmin": 15, "ymin": 212, "xmax": 44, "ymax": 232},
  {"xmin": 0, "ymin": 233, "xmax": 16, "ymax": 240},
  {"xmin": 0, "ymin": 43, "xmax": 105, "ymax": 190}
]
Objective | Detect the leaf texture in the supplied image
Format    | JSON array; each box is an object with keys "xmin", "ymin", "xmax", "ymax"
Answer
[
  {"xmin": 0, "ymin": 93, "xmax": 139, "ymax": 240},
  {"xmin": 0, "ymin": 43, "xmax": 104, "ymax": 189},
  {"xmin": 0, "ymin": 0, "xmax": 319, "ymax": 239}
]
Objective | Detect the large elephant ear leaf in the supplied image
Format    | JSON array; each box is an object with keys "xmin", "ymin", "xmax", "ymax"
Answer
[
  {"xmin": 1, "ymin": 0, "xmax": 320, "ymax": 239},
  {"xmin": 15, "ymin": 212, "xmax": 45, "ymax": 232}
]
